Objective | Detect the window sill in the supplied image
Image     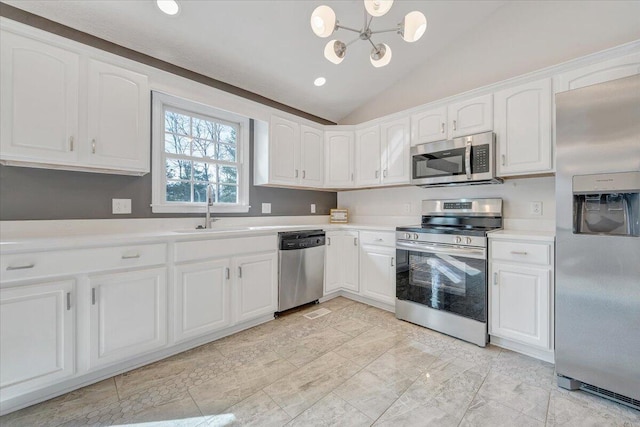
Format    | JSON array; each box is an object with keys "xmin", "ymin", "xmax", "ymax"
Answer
[{"xmin": 151, "ymin": 204, "xmax": 250, "ymax": 214}]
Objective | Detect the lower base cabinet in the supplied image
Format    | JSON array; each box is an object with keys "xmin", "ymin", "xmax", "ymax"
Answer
[
  {"xmin": 174, "ymin": 259, "xmax": 231, "ymax": 343},
  {"xmin": 88, "ymin": 268, "xmax": 168, "ymax": 369},
  {"xmin": 324, "ymin": 230, "xmax": 359, "ymax": 294},
  {"xmin": 0, "ymin": 280, "xmax": 75, "ymax": 398},
  {"xmin": 359, "ymin": 243, "xmax": 396, "ymax": 306},
  {"xmin": 235, "ymin": 252, "xmax": 278, "ymax": 323}
]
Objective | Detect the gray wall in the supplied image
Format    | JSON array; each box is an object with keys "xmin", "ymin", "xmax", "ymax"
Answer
[{"xmin": 0, "ymin": 121, "xmax": 337, "ymax": 220}]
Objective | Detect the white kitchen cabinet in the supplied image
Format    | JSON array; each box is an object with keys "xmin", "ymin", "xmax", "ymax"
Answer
[
  {"xmin": 359, "ymin": 231, "xmax": 396, "ymax": 306},
  {"xmin": 268, "ymin": 115, "xmax": 300, "ymax": 185},
  {"xmin": 447, "ymin": 94, "xmax": 493, "ymax": 138},
  {"xmin": 0, "ymin": 29, "xmax": 150, "ymax": 175},
  {"xmin": 300, "ymin": 125, "xmax": 325, "ymax": 187},
  {"xmin": 494, "ymin": 78, "xmax": 553, "ymax": 176},
  {"xmin": 554, "ymin": 52, "xmax": 640, "ymax": 93},
  {"xmin": 0, "ymin": 280, "xmax": 75, "ymax": 398},
  {"xmin": 173, "ymin": 259, "xmax": 231, "ymax": 343},
  {"xmin": 234, "ymin": 252, "xmax": 278, "ymax": 323},
  {"xmin": 489, "ymin": 237, "xmax": 554, "ymax": 362},
  {"xmin": 0, "ymin": 30, "xmax": 80, "ymax": 164},
  {"xmin": 411, "ymin": 105, "xmax": 447, "ymax": 145},
  {"xmin": 325, "ymin": 130, "xmax": 355, "ymax": 188},
  {"xmin": 380, "ymin": 117, "xmax": 411, "ymax": 185},
  {"xmin": 85, "ymin": 59, "xmax": 150, "ymax": 173},
  {"xmin": 324, "ymin": 230, "xmax": 359, "ymax": 294},
  {"xmin": 88, "ymin": 268, "xmax": 168, "ymax": 369},
  {"xmin": 355, "ymin": 125, "xmax": 382, "ymax": 187}
]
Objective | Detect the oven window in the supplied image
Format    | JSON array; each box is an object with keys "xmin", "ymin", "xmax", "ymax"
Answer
[{"xmin": 396, "ymin": 249, "xmax": 487, "ymax": 322}]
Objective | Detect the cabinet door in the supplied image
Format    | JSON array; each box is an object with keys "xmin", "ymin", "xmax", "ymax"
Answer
[
  {"xmin": 269, "ymin": 116, "xmax": 300, "ymax": 185},
  {"xmin": 360, "ymin": 244, "xmax": 395, "ymax": 305},
  {"xmin": 554, "ymin": 52, "xmax": 640, "ymax": 93},
  {"xmin": 234, "ymin": 252, "xmax": 277, "ymax": 323},
  {"xmin": 0, "ymin": 31, "xmax": 79, "ymax": 164},
  {"xmin": 380, "ymin": 117, "xmax": 411, "ymax": 185},
  {"xmin": 342, "ymin": 231, "xmax": 360, "ymax": 293},
  {"xmin": 300, "ymin": 125, "xmax": 324, "ymax": 187},
  {"xmin": 89, "ymin": 268, "xmax": 167, "ymax": 369},
  {"xmin": 355, "ymin": 125, "xmax": 381, "ymax": 187},
  {"xmin": 0, "ymin": 281, "xmax": 75, "ymax": 394},
  {"xmin": 325, "ymin": 131, "xmax": 355, "ymax": 188},
  {"xmin": 324, "ymin": 232, "xmax": 343, "ymax": 294},
  {"xmin": 174, "ymin": 259, "xmax": 231, "ymax": 343},
  {"xmin": 495, "ymin": 79, "xmax": 552, "ymax": 176},
  {"xmin": 448, "ymin": 94, "xmax": 493, "ymax": 138},
  {"xmin": 411, "ymin": 106, "xmax": 447, "ymax": 145},
  {"xmin": 86, "ymin": 59, "xmax": 150, "ymax": 173},
  {"xmin": 490, "ymin": 263, "xmax": 550, "ymax": 349}
]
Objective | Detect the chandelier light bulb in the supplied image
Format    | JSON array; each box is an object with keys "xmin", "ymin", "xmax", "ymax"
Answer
[
  {"xmin": 370, "ymin": 43, "xmax": 392, "ymax": 68},
  {"xmin": 364, "ymin": 0, "xmax": 394, "ymax": 17},
  {"xmin": 402, "ymin": 11, "xmax": 427, "ymax": 42},
  {"xmin": 324, "ymin": 40, "xmax": 346, "ymax": 64},
  {"xmin": 314, "ymin": 77, "xmax": 327, "ymax": 86},
  {"xmin": 310, "ymin": 5, "xmax": 336, "ymax": 37},
  {"xmin": 156, "ymin": 0, "xmax": 180, "ymax": 16}
]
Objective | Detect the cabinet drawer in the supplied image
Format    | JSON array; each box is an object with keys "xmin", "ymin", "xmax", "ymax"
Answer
[
  {"xmin": 175, "ymin": 235, "xmax": 277, "ymax": 263},
  {"xmin": 1, "ymin": 243, "xmax": 167, "ymax": 282},
  {"xmin": 490, "ymin": 240, "xmax": 550, "ymax": 265},
  {"xmin": 359, "ymin": 231, "xmax": 396, "ymax": 247}
]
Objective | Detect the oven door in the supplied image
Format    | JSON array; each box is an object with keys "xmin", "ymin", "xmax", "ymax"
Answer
[{"xmin": 396, "ymin": 241, "xmax": 487, "ymax": 322}]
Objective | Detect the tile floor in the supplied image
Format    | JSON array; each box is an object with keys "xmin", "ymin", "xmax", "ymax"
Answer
[{"xmin": 2, "ymin": 297, "xmax": 639, "ymax": 426}]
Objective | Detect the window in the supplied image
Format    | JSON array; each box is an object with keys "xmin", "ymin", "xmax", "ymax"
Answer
[{"xmin": 151, "ymin": 92, "xmax": 250, "ymax": 213}]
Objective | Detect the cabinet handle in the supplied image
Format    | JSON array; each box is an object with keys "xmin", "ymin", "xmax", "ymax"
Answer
[
  {"xmin": 91, "ymin": 139, "xmax": 96, "ymax": 154},
  {"xmin": 441, "ymin": 123, "xmax": 445, "ymax": 134},
  {"xmin": 121, "ymin": 253, "xmax": 141, "ymax": 259},
  {"xmin": 383, "ymin": 169, "xmax": 388, "ymax": 178},
  {"xmin": 510, "ymin": 251, "xmax": 528, "ymax": 255},
  {"xmin": 92, "ymin": 288, "xmax": 96, "ymax": 305},
  {"xmin": 453, "ymin": 120, "xmax": 457, "ymax": 131},
  {"xmin": 69, "ymin": 136, "xmax": 74, "ymax": 152},
  {"xmin": 391, "ymin": 257, "xmax": 395, "ymax": 267},
  {"xmin": 225, "ymin": 267, "xmax": 230, "ymax": 280},
  {"xmin": 375, "ymin": 170, "xmax": 379, "ymax": 179},
  {"xmin": 327, "ymin": 237, "xmax": 331, "ymax": 246},
  {"xmin": 354, "ymin": 237, "xmax": 358, "ymax": 246},
  {"xmin": 295, "ymin": 169, "xmax": 299, "ymax": 178},
  {"xmin": 6, "ymin": 263, "xmax": 35, "ymax": 271},
  {"xmin": 66, "ymin": 292, "xmax": 71, "ymax": 311},
  {"xmin": 501, "ymin": 154, "xmax": 506, "ymax": 166},
  {"xmin": 302, "ymin": 170, "xmax": 306, "ymax": 179},
  {"xmin": 493, "ymin": 272, "xmax": 498, "ymax": 286},
  {"xmin": 238, "ymin": 266, "xmax": 242, "ymax": 278},
  {"xmin": 351, "ymin": 173, "xmax": 354, "ymax": 182}
]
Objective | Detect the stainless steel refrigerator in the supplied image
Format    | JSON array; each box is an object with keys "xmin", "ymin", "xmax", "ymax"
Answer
[{"xmin": 555, "ymin": 74, "xmax": 640, "ymax": 409}]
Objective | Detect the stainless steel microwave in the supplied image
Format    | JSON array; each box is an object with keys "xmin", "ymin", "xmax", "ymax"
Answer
[{"xmin": 411, "ymin": 131, "xmax": 502, "ymax": 187}]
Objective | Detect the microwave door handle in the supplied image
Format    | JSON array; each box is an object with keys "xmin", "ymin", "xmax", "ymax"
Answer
[{"xmin": 465, "ymin": 138, "xmax": 472, "ymax": 180}]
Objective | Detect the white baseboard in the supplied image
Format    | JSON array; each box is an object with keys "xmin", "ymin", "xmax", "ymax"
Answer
[{"xmin": 490, "ymin": 335, "xmax": 555, "ymax": 364}]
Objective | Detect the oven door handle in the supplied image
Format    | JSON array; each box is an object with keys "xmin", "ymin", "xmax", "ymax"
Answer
[
  {"xmin": 396, "ymin": 241, "xmax": 486, "ymax": 259},
  {"xmin": 465, "ymin": 138, "xmax": 472, "ymax": 180}
]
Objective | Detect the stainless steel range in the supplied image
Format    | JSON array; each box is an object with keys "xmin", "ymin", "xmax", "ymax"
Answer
[{"xmin": 395, "ymin": 198, "xmax": 503, "ymax": 347}]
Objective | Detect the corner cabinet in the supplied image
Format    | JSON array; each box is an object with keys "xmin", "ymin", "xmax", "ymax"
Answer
[
  {"xmin": 0, "ymin": 27, "xmax": 150, "ymax": 175},
  {"xmin": 494, "ymin": 78, "xmax": 553, "ymax": 176},
  {"xmin": 324, "ymin": 230, "xmax": 359, "ymax": 294},
  {"xmin": 0, "ymin": 280, "xmax": 75, "ymax": 399},
  {"xmin": 325, "ymin": 130, "xmax": 355, "ymax": 188},
  {"xmin": 489, "ymin": 235, "xmax": 555, "ymax": 363}
]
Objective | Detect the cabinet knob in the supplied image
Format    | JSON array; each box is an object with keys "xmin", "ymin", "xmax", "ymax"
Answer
[
  {"xmin": 354, "ymin": 237, "xmax": 358, "ymax": 246},
  {"xmin": 441, "ymin": 123, "xmax": 445, "ymax": 134},
  {"xmin": 302, "ymin": 170, "xmax": 306, "ymax": 179},
  {"xmin": 295, "ymin": 169, "xmax": 299, "ymax": 178},
  {"xmin": 92, "ymin": 139, "xmax": 96, "ymax": 154},
  {"xmin": 391, "ymin": 257, "xmax": 395, "ymax": 267},
  {"xmin": 501, "ymin": 154, "xmax": 506, "ymax": 166},
  {"xmin": 383, "ymin": 169, "xmax": 388, "ymax": 178},
  {"xmin": 493, "ymin": 272, "xmax": 498, "ymax": 286},
  {"xmin": 453, "ymin": 120, "xmax": 457, "ymax": 131}
]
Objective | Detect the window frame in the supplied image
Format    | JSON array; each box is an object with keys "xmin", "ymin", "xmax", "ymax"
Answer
[{"xmin": 151, "ymin": 92, "xmax": 250, "ymax": 213}]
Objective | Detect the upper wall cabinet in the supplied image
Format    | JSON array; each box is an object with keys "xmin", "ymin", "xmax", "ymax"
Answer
[
  {"xmin": 254, "ymin": 116, "xmax": 325, "ymax": 188},
  {"xmin": 355, "ymin": 125, "xmax": 381, "ymax": 187},
  {"xmin": 0, "ymin": 30, "xmax": 150, "ymax": 175},
  {"xmin": 494, "ymin": 78, "xmax": 553, "ymax": 176},
  {"xmin": 447, "ymin": 94, "xmax": 493, "ymax": 138},
  {"xmin": 379, "ymin": 117, "xmax": 411, "ymax": 185},
  {"xmin": 411, "ymin": 105, "xmax": 447, "ymax": 145},
  {"xmin": 325, "ymin": 130, "xmax": 355, "ymax": 188},
  {"xmin": 554, "ymin": 52, "xmax": 640, "ymax": 93}
]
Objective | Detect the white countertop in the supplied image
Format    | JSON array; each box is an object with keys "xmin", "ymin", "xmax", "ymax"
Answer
[{"xmin": 488, "ymin": 229, "xmax": 555, "ymax": 242}]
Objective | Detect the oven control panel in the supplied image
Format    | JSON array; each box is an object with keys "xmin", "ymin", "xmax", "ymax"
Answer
[{"xmin": 396, "ymin": 231, "xmax": 487, "ymax": 248}]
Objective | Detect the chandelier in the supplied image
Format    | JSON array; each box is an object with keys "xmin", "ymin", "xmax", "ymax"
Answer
[{"xmin": 310, "ymin": 0, "xmax": 427, "ymax": 68}]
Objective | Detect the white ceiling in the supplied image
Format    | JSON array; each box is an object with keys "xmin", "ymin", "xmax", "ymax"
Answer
[{"xmin": 4, "ymin": 0, "xmax": 507, "ymax": 122}]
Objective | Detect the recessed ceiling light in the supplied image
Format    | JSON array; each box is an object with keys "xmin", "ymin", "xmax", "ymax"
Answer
[
  {"xmin": 314, "ymin": 77, "xmax": 326, "ymax": 87},
  {"xmin": 157, "ymin": 0, "xmax": 180, "ymax": 16}
]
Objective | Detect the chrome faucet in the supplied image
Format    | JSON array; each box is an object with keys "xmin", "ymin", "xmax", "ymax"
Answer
[{"xmin": 205, "ymin": 183, "xmax": 214, "ymax": 229}]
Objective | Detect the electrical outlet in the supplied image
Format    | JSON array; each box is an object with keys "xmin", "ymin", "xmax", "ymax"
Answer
[
  {"xmin": 530, "ymin": 201, "xmax": 543, "ymax": 216},
  {"xmin": 112, "ymin": 198, "xmax": 131, "ymax": 214},
  {"xmin": 403, "ymin": 203, "xmax": 411, "ymax": 214},
  {"xmin": 262, "ymin": 203, "xmax": 271, "ymax": 214},
  {"xmin": 310, "ymin": 204, "xmax": 316, "ymax": 214}
]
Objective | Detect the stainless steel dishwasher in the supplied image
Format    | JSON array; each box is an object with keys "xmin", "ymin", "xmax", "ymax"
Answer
[{"xmin": 277, "ymin": 230, "xmax": 325, "ymax": 313}]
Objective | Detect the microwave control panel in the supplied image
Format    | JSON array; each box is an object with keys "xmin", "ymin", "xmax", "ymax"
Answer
[{"xmin": 472, "ymin": 145, "xmax": 490, "ymax": 173}]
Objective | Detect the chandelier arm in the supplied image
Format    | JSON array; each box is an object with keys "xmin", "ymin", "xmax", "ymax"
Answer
[
  {"xmin": 335, "ymin": 23, "xmax": 361, "ymax": 33},
  {"xmin": 369, "ymin": 26, "xmax": 402, "ymax": 35},
  {"xmin": 345, "ymin": 36, "xmax": 362, "ymax": 47},
  {"xmin": 367, "ymin": 37, "xmax": 379, "ymax": 51}
]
